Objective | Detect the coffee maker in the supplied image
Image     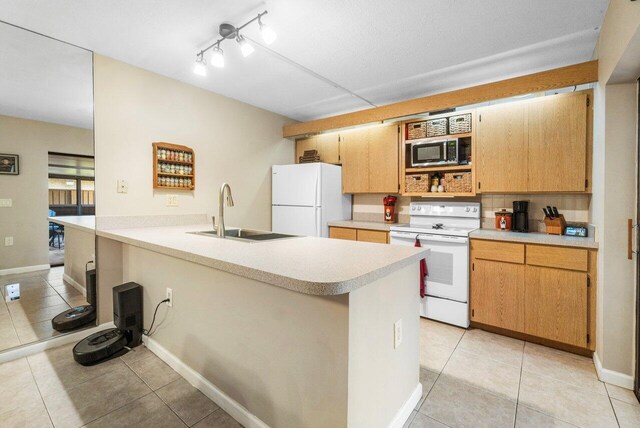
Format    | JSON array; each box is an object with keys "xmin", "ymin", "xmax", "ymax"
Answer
[{"xmin": 512, "ymin": 200, "xmax": 529, "ymax": 233}]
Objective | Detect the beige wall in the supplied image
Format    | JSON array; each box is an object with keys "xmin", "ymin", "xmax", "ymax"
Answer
[
  {"xmin": 0, "ymin": 115, "xmax": 93, "ymax": 271},
  {"xmin": 93, "ymin": 55, "xmax": 296, "ymax": 231},
  {"xmin": 591, "ymin": 0, "xmax": 640, "ymax": 381}
]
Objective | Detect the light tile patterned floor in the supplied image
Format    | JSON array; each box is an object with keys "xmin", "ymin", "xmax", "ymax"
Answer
[
  {"xmin": 406, "ymin": 319, "xmax": 640, "ymax": 428},
  {"xmin": 0, "ymin": 343, "xmax": 241, "ymax": 427},
  {"xmin": 0, "ymin": 267, "xmax": 89, "ymax": 351}
]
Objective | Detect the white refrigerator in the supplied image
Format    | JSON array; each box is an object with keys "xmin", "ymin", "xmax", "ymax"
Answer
[{"xmin": 272, "ymin": 163, "xmax": 351, "ymax": 237}]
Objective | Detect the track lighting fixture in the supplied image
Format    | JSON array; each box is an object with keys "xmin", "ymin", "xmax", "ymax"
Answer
[
  {"xmin": 236, "ymin": 35, "xmax": 255, "ymax": 57},
  {"xmin": 210, "ymin": 46, "xmax": 224, "ymax": 68},
  {"xmin": 259, "ymin": 16, "xmax": 277, "ymax": 45},
  {"xmin": 193, "ymin": 53, "xmax": 207, "ymax": 76},
  {"xmin": 194, "ymin": 10, "xmax": 276, "ymax": 74}
]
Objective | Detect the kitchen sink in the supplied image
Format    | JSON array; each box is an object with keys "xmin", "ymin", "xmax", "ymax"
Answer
[{"xmin": 188, "ymin": 228, "xmax": 298, "ymax": 242}]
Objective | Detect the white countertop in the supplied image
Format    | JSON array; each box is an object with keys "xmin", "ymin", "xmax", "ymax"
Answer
[
  {"xmin": 470, "ymin": 229, "xmax": 598, "ymax": 249},
  {"xmin": 49, "ymin": 215, "xmax": 95, "ymax": 234},
  {"xmin": 327, "ymin": 220, "xmax": 393, "ymax": 231},
  {"xmin": 97, "ymin": 224, "xmax": 427, "ymax": 296}
]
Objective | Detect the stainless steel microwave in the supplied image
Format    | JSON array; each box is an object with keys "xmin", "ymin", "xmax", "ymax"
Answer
[{"xmin": 411, "ymin": 139, "xmax": 459, "ymax": 167}]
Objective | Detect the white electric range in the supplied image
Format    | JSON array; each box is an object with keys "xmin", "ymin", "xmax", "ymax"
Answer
[{"xmin": 390, "ymin": 201, "xmax": 481, "ymax": 327}]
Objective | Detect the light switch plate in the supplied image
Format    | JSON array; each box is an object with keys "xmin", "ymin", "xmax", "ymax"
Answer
[
  {"xmin": 117, "ymin": 180, "xmax": 128, "ymax": 194},
  {"xmin": 0, "ymin": 199, "xmax": 12, "ymax": 208},
  {"xmin": 394, "ymin": 319, "xmax": 403, "ymax": 349},
  {"xmin": 4, "ymin": 237, "xmax": 13, "ymax": 246},
  {"xmin": 166, "ymin": 195, "xmax": 178, "ymax": 207}
]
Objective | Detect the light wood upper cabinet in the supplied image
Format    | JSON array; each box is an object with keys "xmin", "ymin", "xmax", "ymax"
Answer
[
  {"xmin": 527, "ymin": 93, "xmax": 587, "ymax": 192},
  {"xmin": 341, "ymin": 129, "xmax": 370, "ymax": 193},
  {"xmin": 475, "ymin": 90, "xmax": 591, "ymax": 193},
  {"xmin": 295, "ymin": 133, "xmax": 341, "ymax": 164},
  {"xmin": 342, "ymin": 124, "xmax": 399, "ymax": 194},
  {"xmin": 524, "ymin": 265, "xmax": 588, "ymax": 348},
  {"xmin": 476, "ymin": 102, "xmax": 528, "ymax": 193},
  {"xmin": 471, "ymin": 258, "xmax": 525, "ymax": 333}
]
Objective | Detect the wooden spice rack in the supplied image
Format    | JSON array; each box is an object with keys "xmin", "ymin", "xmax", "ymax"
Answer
[
  {"xmin": 399, "ymin": 109, "xmax": 476, "ymax": 197},
  {"xmin": 153, "ymin": 142, "xmax": 195, "ymax": 190}
]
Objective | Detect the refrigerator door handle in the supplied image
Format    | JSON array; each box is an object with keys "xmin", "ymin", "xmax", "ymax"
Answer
[{"xmin": 314, "ymin": 207, "xmax": 319, "ymax": 237}]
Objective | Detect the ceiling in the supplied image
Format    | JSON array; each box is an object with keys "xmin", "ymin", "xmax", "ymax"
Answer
[
  {"xmin": 0, "ymin": 0, "xmax": 609, "ymax": 125},
  {"xmin": 0, "ymin": 22, "xmax": 93, "ymax": 129}
]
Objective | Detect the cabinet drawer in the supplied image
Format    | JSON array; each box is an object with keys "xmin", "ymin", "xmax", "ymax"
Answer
[
  {"xmin": 471, "ymin": 239, "xmax": 525, "ymax": 264},
  {"xmin": 357, "ymin": 229, "xmax": 388, "ymax": 244},
  {"xmin": 329, "ymin": 227, "xmax": 357, "ymax": 241},
  {"xmin": 526, "ymin": 245, "xmax": 588, "ymax": 272}
]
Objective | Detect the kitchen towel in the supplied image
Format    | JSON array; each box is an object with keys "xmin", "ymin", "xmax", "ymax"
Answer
[{"xmin": 415, "ymin": 237, "xmax": 427, "ymax": 298}]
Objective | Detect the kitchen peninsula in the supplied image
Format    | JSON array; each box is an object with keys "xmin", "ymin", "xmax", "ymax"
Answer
[
  {"xmin": 49, "ymin": 215, "xmax": 95, "ymax": 294},
  {"xmin": 96, "ymin": 215, "xmax": 427, "ymax": 428}
]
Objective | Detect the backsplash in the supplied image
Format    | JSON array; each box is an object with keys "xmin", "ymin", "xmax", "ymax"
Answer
[
  {"xmin": 480, "ymin": 194, "xmax": 590, "ymax": 232},
  {"xmin": 352, "ymin": 194, "xmax": 591, "ymax": 232}
]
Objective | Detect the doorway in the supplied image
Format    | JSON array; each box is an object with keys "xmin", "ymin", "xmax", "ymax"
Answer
[{"xmin": 47, "ymin": 152, "xmax": 95, "ymax": 266}]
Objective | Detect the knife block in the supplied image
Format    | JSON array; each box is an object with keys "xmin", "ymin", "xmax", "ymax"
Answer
[{"xmin": 544, "ymin": 214, "xmax": 566, "ymax": 235}]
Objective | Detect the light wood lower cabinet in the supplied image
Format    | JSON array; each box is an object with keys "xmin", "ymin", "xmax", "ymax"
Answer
[
  {"xmin": 524, "ymin": 265, "xmax": 588, "ymax": 348},
  {"xmin": 470, "ymin": 239, "xmax": 596, "ymax": 352},
  {"xmin": 328, "ymin": 226, "xmax": 389, "ymax": 244},
  {"xmin": 471, "ymin": 259, "xmax": 525, "ymax": 332}
]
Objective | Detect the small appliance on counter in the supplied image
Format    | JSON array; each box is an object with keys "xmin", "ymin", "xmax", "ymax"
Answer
[
  {"xmin": 542, "ymin": 206, "xmax": 567, "ymax": 235},
  {"xmin": 565, "ymin": 224, "xmax": 588, "ymax": 237},
  {"xmin": 383, "ymin": 195, "xmax": 397, "ymax": 223},
  {"xmin": 494, "ymin": 209, "xmax": 513, "ymax": 231},
  {"xmin": 512, "ymin": 200, "xmax": 529, "ymax": 233}
]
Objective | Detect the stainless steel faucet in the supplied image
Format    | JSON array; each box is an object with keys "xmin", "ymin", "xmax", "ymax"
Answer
[{"xmin": 217, "ymin": 183, "xmax": 234, "ymax": 238}]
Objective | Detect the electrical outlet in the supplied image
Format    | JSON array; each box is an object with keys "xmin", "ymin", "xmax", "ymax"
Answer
[
  {"xmin": 0, "ymin": 199, "xmax": 12, "ymax": 208},
  {"xmin": 166, "ymin": 195, "xmax": 178, "ymax": 207},
  {"xmin": 166, "ymin": 288, "xmax": 173, "ymax": 307},
  {"xmin": 4, "ymin": 236, "xmax": 13, "ymax": 246},
  {"xmin": 117, "ymin": 179, "xmax": 128, "ymax": 194},
  {"xmin": 394, "ymin": 319, "xmax": 402, "ymax": 349}
]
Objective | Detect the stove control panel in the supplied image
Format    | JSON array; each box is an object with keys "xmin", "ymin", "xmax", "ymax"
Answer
[{"xmin": 409, "ymin": 201, "xmax": 481, "ymax": 219}]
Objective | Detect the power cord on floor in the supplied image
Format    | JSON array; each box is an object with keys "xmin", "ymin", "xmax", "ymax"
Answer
[{"xmin": 143, "ymin": 298, "xmax": 170, "ymax": 336}]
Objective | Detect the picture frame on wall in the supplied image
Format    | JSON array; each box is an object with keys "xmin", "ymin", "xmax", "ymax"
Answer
[{"xmin": 0, "ymin": 154, "xmax": 19, "ymax": 175}]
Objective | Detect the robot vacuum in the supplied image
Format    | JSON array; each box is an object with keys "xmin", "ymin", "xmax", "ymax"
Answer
[
  {"xmin": 73, "ymin": 282, "xmax": 143, "ymax": 366},
  {"xmin": 52, "ymin": 266, "xmax": 97, "ymax": 332}
]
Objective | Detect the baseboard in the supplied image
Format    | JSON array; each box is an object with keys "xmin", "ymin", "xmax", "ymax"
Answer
[
  {"xmin": 388, "ymin": 383, "xmax": 423, "ymax": 428},
  {"xmin": 593, "ymin": 352, "xmax": 635, "ymax": 390},
  {"xmin": 143, "ymin": 336, "xmax": 269, "ymax": 428},
  {"xmin": 0, "ymin": 264, "xmax": 51, "ymax": 276},
  {"xmin": 63, "ymin": 273, "xmax": 87, "ymax": 297},
  {"xmin": 0, "ymin": 322, "xmax": 114, "ymax": 365}
]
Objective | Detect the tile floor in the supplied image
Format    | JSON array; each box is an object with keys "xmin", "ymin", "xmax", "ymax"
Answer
[
  {"xmin": 1, "ymin": 311, "xmax": 638, "ymax": 427},
  {"xmin": 0, "ymin": 342, "xmax": 240, "ymax": 427},
  {"xmin": 406, "ymin": 319, "xmax": 640, "ymax": 428},
  {"xmin": 0, "ymin": 267, "xmax": 91, "ymax": 351}
]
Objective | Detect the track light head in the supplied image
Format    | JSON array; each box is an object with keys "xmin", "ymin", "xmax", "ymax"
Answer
[
  {"xmin": 259, "ymin": 17, "xmax": 277, "ymax": 45},
  {"xmin": 193, "ymin": 53, "xmax": 207, "ymax": 76},
  {"xmin": 236, "ymin": 35, "xmax": 255, "ymax": 57},
  {"xmin": 210, "ymin": 46, "xmax": 224, "ymax": 68}
]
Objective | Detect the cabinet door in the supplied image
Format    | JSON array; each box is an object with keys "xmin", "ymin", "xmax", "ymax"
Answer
[
  {"xmin": 528, "ymin": 93, "xmax": 587, "ymax": 192},
  {"xmin": 329, "ymin": 227, "xmax": 357, "ymax": 241},
  {"xmin": 316, "ymin": 133, "xmax": 341, "ymax": 164},
  {"xmin": 476, "ymin": 102, "xmax": 528, "ymax": 192},
  {"xmin": 368, "ymin": 124, "xmax": 399, "ymax": 193},
  {"xmin": 341, "ymin": 129, "xmax": 370, "ymax": 193},
  {"xmin": 470, "ymin": 259, "xmax": 525, "ymax": 332},
  {"xmin": 524, "ymin": 266, "xmax": 587, "ymax": 347},
  {"xmin": 295, "ymin": 137, "xmax": 317, "ymax": 163},
  {"xmin": 356, "ymin": 229, "xmax": 388, "ymax": 244}
]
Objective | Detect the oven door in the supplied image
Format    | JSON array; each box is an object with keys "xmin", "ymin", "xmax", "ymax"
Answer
[
  {"xmin": 389, "ymin": 231, "xmax": 470, "ymax": 303},
  {"xmin": 411, "ymin": 141, "xmax": 445, "ymax": 167}
]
